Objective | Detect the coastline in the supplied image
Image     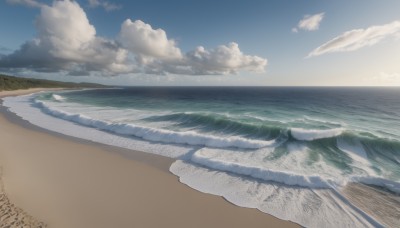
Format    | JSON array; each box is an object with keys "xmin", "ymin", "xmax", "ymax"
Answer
[
  {"xmin": 0, "ymin": 88, "xmax": 66, "ymax": 97},
  {"xmin": 0, "ymin": 89, "xmax": 298, "ymax": 228}
]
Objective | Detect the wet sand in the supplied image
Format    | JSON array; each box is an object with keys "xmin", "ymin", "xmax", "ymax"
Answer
[{"xmin": 342, "ymin": 183, "xmax": 400, "ymax": 227}]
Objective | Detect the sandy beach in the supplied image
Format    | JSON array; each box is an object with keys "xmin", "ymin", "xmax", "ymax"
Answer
[{"xmin": 0, "ymin": 89, "xmax": 298, "ymax": 228}]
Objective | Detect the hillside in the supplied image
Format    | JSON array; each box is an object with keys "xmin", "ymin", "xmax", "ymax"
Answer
[{"xmin": 0, "ymin": 74, "xmax": 107, "ymax": 91}]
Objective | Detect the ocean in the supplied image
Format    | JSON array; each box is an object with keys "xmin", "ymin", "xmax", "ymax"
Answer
[{"xmin": 3, "ymin": 87, "xmax": 400, "ymax": 227}]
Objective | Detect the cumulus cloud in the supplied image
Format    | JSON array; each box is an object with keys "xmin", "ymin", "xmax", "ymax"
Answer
[
  {"xmin": 0, "ymin": 0, "xmax": 132, "ymax": 74},
  {"xmin": 88, "ymin": 0, "xmax": 121, "ymax": 11},
  {"xmin": 0, "ymin": 0, "xmax": 267, "ymax": 76},
  {"xmin": 6, "ymin": 0, "xmax": 43, "ymax": 8},
  {"xmin": 184, "ymin": 42, "xmax": 267, "ymax": 75},
  {"xmin": 293, "ymin": 13, "xmax": 324, "ymax": 32},
  {"xmin": 118, "ymin": 19, "xmax": 182, "ymax": 60},
  {"xmin": 119, "ymin": 42, "xmax": 267, "ymax": 75},
  {"xmin": 308, "ymin": 20, "xmax": 400, "ymax": 57}
]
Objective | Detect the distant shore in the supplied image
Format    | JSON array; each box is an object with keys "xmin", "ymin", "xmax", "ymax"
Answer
[
  {"xmin": 0, "ymin": 89, "xmax": 298, "ymax": 228},
  {"xmin": 0, "ymin": 88, "xmax": 66, "ymax": 97}
]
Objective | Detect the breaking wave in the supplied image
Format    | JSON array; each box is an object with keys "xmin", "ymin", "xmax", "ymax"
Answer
[
  {"xmin": 33, "ymin": 100, "xmax": 275, "ymax": 149},
  {"xmin": 51, "ymin": 94, "xmax": 66, "ymax": 102},
  {"xmin": 291, "ymin": 127, "xmax": 344, "ymax": 141},
  {"xmin": 191, "ymin": 148, "xmax": 340, "ymax": 188}
]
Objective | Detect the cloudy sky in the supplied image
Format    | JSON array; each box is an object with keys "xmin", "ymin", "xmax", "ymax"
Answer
[{"xmin": 1, "ymin": 0, "xmax": 400, "ymax": 86}]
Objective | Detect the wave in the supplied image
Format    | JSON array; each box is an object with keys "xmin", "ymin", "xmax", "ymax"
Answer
[
  {"xmin": 170, "ymin": 160, "xmax": 384, "ymax": 228},
  {"xmin": 303, "ymin": 116, "xmax": 344, "ymax": 127},
  {"xmin": 291, "ymin": 127, "xmax": 344, "ymax": 141},
  {"xmin": 51, "ymin": 94, "xmax": 66, "ymax": 102},
  {"xmin": 340, "ymin": 133, "xmax": 400, "ymax": 178},
  {"xmin": 189, "ymin": 148, "xmax": 400, "ymax": 196},
  {"xmin": 33, "ymin": 100, "xmax": 275, "ymax": 149},
  {"xmin": 142, "ymin": 112, "xmax": 282, "ymax": 139},
  {"xmin": 190, "ymin": 148, "xmax": 340, "ymax": 188}
]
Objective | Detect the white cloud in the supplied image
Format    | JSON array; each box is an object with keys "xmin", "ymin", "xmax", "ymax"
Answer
[
  {"xmin": 118, "ymin": 19, "xmax": 182, "ymax": 60},
  {"xmin": 0, "ymin": 0, "xmax": 267, "ymax": 76},
  {"xmin": 37, "ymin": 1, "xmax": 96, "ymax": 55},
  {"xmin": 0, "ymin": 0, "xmax": 132, "ymax": 74},
  {"xmin": 128, "ymin": 42, "xmax": 267, "ymax": 75},
  {"xmin": 184, "ymin": 42, "xmax": 267, "ymax": 75},
  {"xmin": 6, "ymin": 0, "xmax": 43, "ymax": 8},
  {"xmin": 117, "ymin": 19, "xmax": 267, "ymax": 75},
  {"xmin": 308, "ymin": 20, "xmax": 400, "ymax": 57},
  {"xmin": 292, "ymin": 13, "xmax": 324, "ymax": 32},
  {"xmin": 88, "ymin": 0, "xmax": 121, "ymax": 11}
]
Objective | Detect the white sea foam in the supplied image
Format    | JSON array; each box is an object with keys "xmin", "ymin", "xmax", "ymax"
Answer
[
  {"xmin": 170, "ymin": 160, "xmax": 383, "ymax": 228},
  {"xmin": 52, "ymin": 94, "xmax": 65, "ymax": 101},
  {"xmin": 337, "ymin": 138, "xmax": 368, "ymax": 159},
  {"xmin": 291, "ymin": 127, "xmax": 344, "ymax": 141},
  {"xmin": 190, "ymin": 148, "xmax": 338, "ymax": 188},
  {"xmin": 2, "ymin": 94, "xmax": 190, "ymax": 158},
  {"xmin": 336, "ymin": 138, "xmax": 377, "ymax": 176},
  {"xmin": 33, "ymin": 99, "xmax": 275, "ymax": 149}
]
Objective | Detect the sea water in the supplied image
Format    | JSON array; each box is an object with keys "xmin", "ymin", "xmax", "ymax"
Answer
[{"xmin": 3, "ymin": 87, "xmax": 400, "ymax": 227}]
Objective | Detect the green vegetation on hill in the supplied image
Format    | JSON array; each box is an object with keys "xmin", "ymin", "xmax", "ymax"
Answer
[{"xmin": 0, "ymin": 74, "xmax": 107, "ymax": 91}]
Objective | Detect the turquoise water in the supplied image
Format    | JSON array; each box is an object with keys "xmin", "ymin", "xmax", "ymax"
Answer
[
  {"xmin": 12, "ymin": 87, "xmax": 400, "ymax": 227},
  {"xmin": 37, "ymin": 87, "xmax": 400, "ymax": 183}
]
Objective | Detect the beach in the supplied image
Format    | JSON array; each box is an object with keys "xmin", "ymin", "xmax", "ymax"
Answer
[{"xmin": 0, "ymin": 89, "xmax": 298, "ymax": 227}]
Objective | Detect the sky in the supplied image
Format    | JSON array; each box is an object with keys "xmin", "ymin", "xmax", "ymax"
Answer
[{"xmin": 0, "ymin": 0, "xmax": 400, "ymax": 86}]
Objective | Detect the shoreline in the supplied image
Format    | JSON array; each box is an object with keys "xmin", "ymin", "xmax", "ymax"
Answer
[
  {"xmin": 0, "ymin": 88, "xmax": 66, "ymax": 97},
  {"xmin": 0, "ymin": 89, "xmax": 298, "ymax": 228}
]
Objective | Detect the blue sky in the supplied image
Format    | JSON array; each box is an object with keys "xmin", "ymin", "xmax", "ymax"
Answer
[{"xmin": 0, "ymin": 0, "xmax": 400, "ymax": 86}]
